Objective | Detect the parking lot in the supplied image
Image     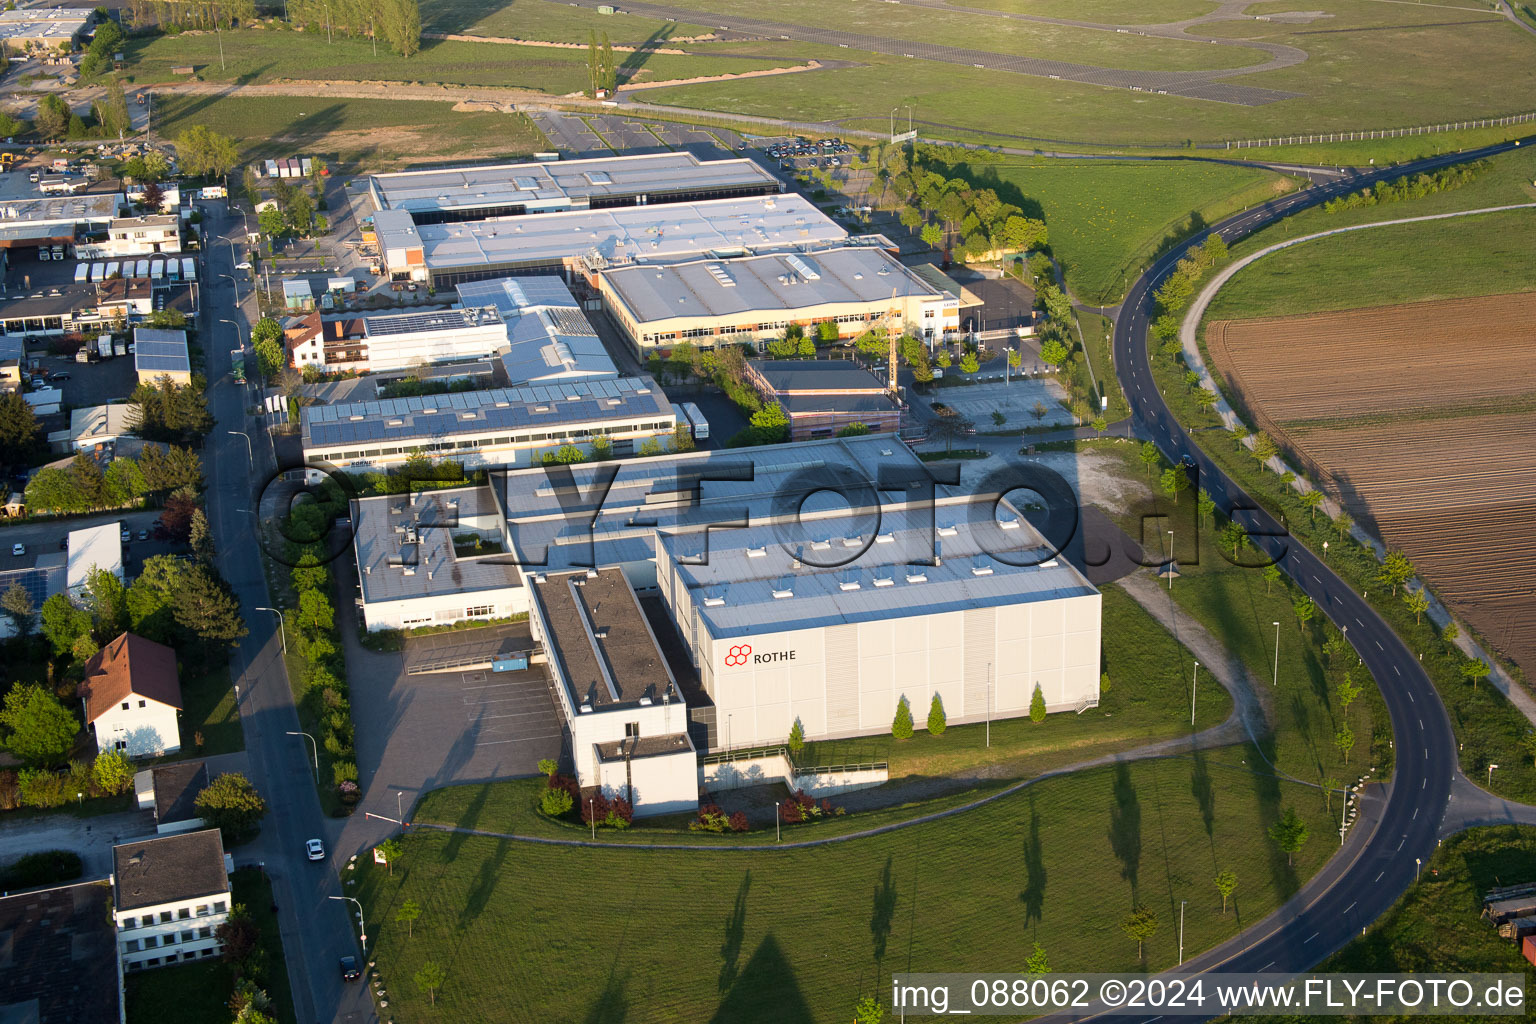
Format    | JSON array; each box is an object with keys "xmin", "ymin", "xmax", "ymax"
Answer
[
  {"xmin": 0, "ymin": 506, "xmax": 170, "ymax": 573},
  {"xmin": 527, "ymin": 109, "xmax": 745, "ymax": 159}
]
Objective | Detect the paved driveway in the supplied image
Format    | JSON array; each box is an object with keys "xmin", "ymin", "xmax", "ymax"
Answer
[
  {"xmin": 333, "ymin": 569, "xmax": 563, "ymax": 854},
  {"xmin": 0, "ymin": 809, "xmax": 155, "ymax": 882}
]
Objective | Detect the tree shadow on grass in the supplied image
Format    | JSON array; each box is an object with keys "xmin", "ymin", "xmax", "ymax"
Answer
[
  {"xmin": 440, "ymin": 781, "xmax": 489, "ymax": 862},
  {"xmin": 1018, "ymin": 800, "xmax": 1046, "ymax": 925},
  {"xmin": 710, "ymin": 933, "xmax": 814, "ymax": 1024},
  {"xmin": 1247, "ymin": 742, "xmax": 1299, "ymax": 898},
  {"xmin": 1108, "ymin": 761, "xmax": 1142, "ymax": 897},
  {"xmin": 719, "ymin": 871, "xmax": 751, "ymax": 994},
  {"xmin": 871, "ymin": 854, "xmax": 898, "ymax": 966},
  {"xmin": 455, "ymin": 827, "xmax": 509, "ymax": 932},
  {"xmin": 1191, "ymin": 747, "xmax": 1216, "ymax": 849},
  {"xmin": 582, "ymin": 969, "xmax": 631, "ymax": 1024}
]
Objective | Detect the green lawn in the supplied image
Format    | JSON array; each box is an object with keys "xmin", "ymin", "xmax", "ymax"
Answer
[
  {"xmin": 639, "ymin": 0, "xmax": 1536, "ymax": 149},
  {"xmin": 124, "ymin": 869, "xmax": 295, "ymax": 1024},
  {"xmin": 635, "ymin": 0, "xmax": 1256, "ymax": 71},
  {"xmin": 970, "ymin": 159, "xmax": 1294, "ymax": 304},
  {"xmin": 1201, "ymin": 144, "xmax": 1536, "ymax": 319},
  {"xmin": 959, "ymin": 0, "xmax": 1220, "ymax": 23},
  {"xmin": 362, "ymin": 755, "xmax": 1336, "ymax": 1023},
  {"xmin": 123, "ymin": 27, "xmax": 799, "ymax": 93},
  {"xmin": 1205, "ymin": 209, "xmax": 1536, "ymax": 321},
  {"xmin": 179, "ymin": 662, "xmax": 244, "ymax": 757},
  {"xmin": 423, "ymin": 0, "xmax": 709, "ymax": 41},
  {"xmin": 150, "ymin": 93, "xmax": 547, "ymax": 168}
]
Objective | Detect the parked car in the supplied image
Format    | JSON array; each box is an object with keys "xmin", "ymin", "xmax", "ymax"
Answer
[
  {"xmin": 48, "ymin": 371, "xmax": 70, "ymax": 381},
  {"xmin": 10, "ymin": 543, "xmax": 23, "ymax": 557},
  {"xmin": 235, "ymin": 260, "xmax": 252, "ymax": 270},
  {"xmin": 121, "ymin": 527, "xmax": 130, "ymax": 542},
  {"xmin": 305, "ymin": 838, "xmax": 325, "ymax": 861},
  {"xmin": 137, "ymin": 528, "xmax": 148, "ymax": 541},
  {"xmin": 339, "ymin": 956, "xmax": 361, "ymax": 981}
]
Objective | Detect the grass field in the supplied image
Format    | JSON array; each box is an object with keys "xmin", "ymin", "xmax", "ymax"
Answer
[
  {"xmin": 960, "ymin": 0, "xmax": 1220, "ymax": 23},
  {"xmin": 1204, "ymin": 208, "xmax": 1536, "ymax": 321},
  {"xmin": 362, "ymin": 755, "xmax": 1335, "ymax": 1023},
  {"xmin": 123, "ymin": 27, "xmax": 797, "ymax": 93},
  {"xmin": 421, "ymin": 0, "xmax": 709, "ymax": 41},
  {"xmin": 632, "ymin": 0, "xmax": 1257, "ymax": 71},
  {"xmin": 151, "ymin": 94, "xmax": 547, "ymax": 167},
  {"xmin": 639, "ymin": 0, "xmax": 1536, "ymax": 149},
  {"xmin": 967, "ymin": 159, "xmax": 1295, "ymax": 304},
  {"xmin": 123, "ymin": 869, "xmax": 294, "ymax": 1024},
  {"xmin": 179, "ymin": 663, "xmax": 243, "ymax": 756}
]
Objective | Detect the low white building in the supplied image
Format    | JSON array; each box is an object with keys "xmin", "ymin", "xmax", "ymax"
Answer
[
  {"xmin": 112, "ymin": 829, "xmax": 232, "ymax": 971},
  {"xmin": 80, "ymin": 633, "xmax": 183, "ymax": 758},
  {"xmin": 303, "ymin": 375, "xmax": 676, "ymax": 473},
  {"xmin": 350, "ymin": 485, "xmax": 526, "ymax": 633},
  {"xmin": 66, "ymin": 404, "xmax": 138, "ymax": 451},
  {"xmin": 66, "ymin": 521, "xmax": 123, "ymax": 600},
  {"xmin": 527, "ymin": 567, "xmax": 697, "ymax": 816}
]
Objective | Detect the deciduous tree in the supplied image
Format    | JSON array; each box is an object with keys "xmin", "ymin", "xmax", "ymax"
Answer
[
  {"xmin": 395, "ymin": 898, "xmax": 421, "ymax": 938},
  {"xmin": 1214, "ymin": 870, "xmax": 1237, "ymax": 914},
  {"xmin": 195, "ymin": 772, "xmax": 267, "ymax": 842},
  {"xmin": 1121, "ymin": 904, "xmax": 1158, "ymax": 959},
  {"xmin": 1268, "ymin": 806, "xmax": 1309, "ymax": 866},
  {"xmin": 0, "ymin": 683, "xmax": 79, "ymax": 766},
  {"xmin": 414, "ymin": 961, "xmax": 445, "ymax": 1006}
]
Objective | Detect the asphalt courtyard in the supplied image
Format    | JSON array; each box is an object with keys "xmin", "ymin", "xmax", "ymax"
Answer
[{"xmin": 333, "ymin": 587, "xmax": 563, "ymax": 853}]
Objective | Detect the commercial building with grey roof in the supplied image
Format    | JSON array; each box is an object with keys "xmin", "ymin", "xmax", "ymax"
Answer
[
  {"xmin": 455, "ymin": 276, "xmax": 618, "ymax": 386},
  {"xmin": 598, "ymin": 245, "xmax": 959, "ymax": 353},
  {"xmin": 368, "ymin": 151, "xmax": 780, "ymax": 225},
  {"xmin": 303, "ymin": 374, "xmax": 676, "ymax": 473},
  {"xmin": 374, "ymin": 194, "xmax": 849, "ymax": 288},
  {"xmin": 527, "ymin": 567, "xmax": 697, "ymax": 816}
]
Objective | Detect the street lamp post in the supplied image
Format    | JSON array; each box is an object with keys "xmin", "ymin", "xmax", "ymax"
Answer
[
  {"xmin": 588, "ymin": 798, "xmax": 595, "ymax": 840},
  {"xmin": 1272, "ymin": 621, "xmax": 1281, "ymax": 687},
  {"xmin": 220, "ymin": 271, "xmax": 240, "ymax": 307},
  {"xmin": 321, "ymin": 1, "xmax": 333, "ymax": 44},
  {"xmin": 1190, "ymin": 660, "xmax": 1199, "ymax": 726},
  {"xmin": 397, "ymin": 790, "xmax": 405, "ymax": 823},
  {"xmin": 226, "ymin": 430, "xmax": 252, "ymax": 466},
  {"xmin": 286, "ymin": 730, "xmax": 318, "ymax": 781},
  {"xmin": 1488, "ymin": 763, "xmax": 1500, "ymax": 788},
  {"xmin": 327, "ymin": 895, "xmax": 366, "ymax": 952},
  {"xmin": 1166, "ymin": 529, "xmax": 1175, "ymax": 591},
  {"xmin": 1178, "ymin": 899, "xmax": 1187, "ymax": 965},
  {"xmin": 1323, "ymin": 540, "xmax": 1329, "ymax": 562},
  {"xmin": 255, "ymin": 606, "xmax": 284, "ymax": 654}
]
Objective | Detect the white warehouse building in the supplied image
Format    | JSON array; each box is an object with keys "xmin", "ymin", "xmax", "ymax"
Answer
[{"xmin": 655, "ymin": 510, "xmax": 1101, "ymax": 748}]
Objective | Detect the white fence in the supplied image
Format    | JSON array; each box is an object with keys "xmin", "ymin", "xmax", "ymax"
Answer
[{"xmin": 1226, "ymin": 112, "xmax": 1536, "ymax": 149}]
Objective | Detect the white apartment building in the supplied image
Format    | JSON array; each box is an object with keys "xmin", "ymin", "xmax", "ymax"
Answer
[
  {"xmin": 112, "ymin": 829, "xmax": 232, "ymax": 971},
  {"xmin": 106, "ymin": 216, "xmax": 182, "ymax": 256}
]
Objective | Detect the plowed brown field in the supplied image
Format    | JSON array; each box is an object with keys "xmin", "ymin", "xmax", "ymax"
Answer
[{"xmin": 1205, "ymin": 293, "xmax": 1536, "ymax": 682}]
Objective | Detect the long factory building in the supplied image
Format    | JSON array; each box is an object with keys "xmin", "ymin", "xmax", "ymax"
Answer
[
  {"xmin": 599, "ymin": 245, "xmax": 959, "ymax": 353},
  {"xmin": 367, "ymin": 151, "xmax": 781, "ymax": 225},
  {"xmin": 373, "ymin": 193, "xmax": 850, "ymax": 288},
  {"xmin": 346, "ymin": 435, "xmax": 1103, "ymax": 814}
]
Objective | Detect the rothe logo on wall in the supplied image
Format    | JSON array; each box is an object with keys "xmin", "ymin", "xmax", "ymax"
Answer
[{"xmin": 723, "ymin": 645, "xmax": 797, "ymax": 668}]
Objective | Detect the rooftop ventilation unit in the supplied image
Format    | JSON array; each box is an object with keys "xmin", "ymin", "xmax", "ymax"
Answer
[
  {"xmin": 874, "ymin": 532, "xmax": 895, "ymax": 544},
  {"xmin": 705, "ymin": 264, "xmax": 736, "ymax": 288},
  {"xmin": 971, "ymin": 558, "xmax": 994, "ymax": 577},
  {"xmin": 905, "ymin": 571, "xmax": 927, "ymax": 584},
  {"xmin": 998, "ymin": 518, "xmax": 1021, "ymax": 530},
  {"xmin": 937, "ymin": 525, "xmax": 959, "ymax": 537},
  {"xmin": 746, "ymin": 546, "xmax": 767, "ymax": 559},
  {"xmin": 771, "ymin": 586, "xmax": 794, "ymax": 599},
  {"xmin": 783, "ymin": 254, "xmax": 821, "ymax": 280},
  {"xmin": 703, "ymin": 595, "xmax": 726, "ymax": 607},
  {"xmin": 873, "ymin": 573, "xmax": 895, "ymax": 588},
  {"xmin": 841, "ymin": 535, "xmax": 862, "ymax": 548}
]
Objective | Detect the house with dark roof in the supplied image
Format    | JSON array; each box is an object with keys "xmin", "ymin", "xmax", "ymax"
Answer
[
  {"xmin": 742, "ymin": 359, "xmax": 904, "ymax": 439},
  {"xmin": 0, "ymin": 881, "xmax": 120, "ymax": 1022},
  {"xmin": 80, "ymin": 633, "xmax": 183, "ymax": 758},
  {"xmin": 112, "ymin": 829, "xmax": 232, "ymax": 971}
]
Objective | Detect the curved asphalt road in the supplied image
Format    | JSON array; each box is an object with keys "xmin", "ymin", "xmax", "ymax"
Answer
[{"xmin": 1086, "ymin": 133, "xmax": 1536, "ymax": 1017}]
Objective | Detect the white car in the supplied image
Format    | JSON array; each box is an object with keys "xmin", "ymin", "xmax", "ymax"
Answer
[
  {"xmin": 235, "ymin": 261, "xmax": 252, "ymax": 271},
  {"xmin": 121, "ymin": 528, "xmax": 131, "ymax": 542},
  {"xmin": 305, "ymin": 838, "xmax": 325, "ymax": 861},
  {"xmin": 10, "ymin": 543, "xmax": 23, "ymax": 557}
]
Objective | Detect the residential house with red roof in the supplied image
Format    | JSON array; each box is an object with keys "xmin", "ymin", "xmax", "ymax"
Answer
[{"xmin": 79, "ymin": 633, "xmax": 183, "ymax": 758}]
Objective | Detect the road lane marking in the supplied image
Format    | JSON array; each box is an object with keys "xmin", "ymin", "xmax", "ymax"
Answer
[
  {"xmin": 1305, "ymin": 933, "xmax": 1318, "ymax": 943},
  {"xmin": 1345, "ymin": 902, "xmax": 1356, "ymax": 914},
  {"xmin": 1374, "ymin": 872, "xmax": 1383, "ymax": 882},
  {"xmin": 1395, "ymin": 666, "xmax": 1401, "ymax": 676}
]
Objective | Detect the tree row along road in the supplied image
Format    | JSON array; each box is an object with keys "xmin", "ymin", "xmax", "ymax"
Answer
[{"xmin": 1053, "ymin": 132, "xmax": 1536, "ymax": 1023}]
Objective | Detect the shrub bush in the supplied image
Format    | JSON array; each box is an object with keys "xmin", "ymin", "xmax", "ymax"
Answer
[
  {"xmin": 0, "ymin": 849, "xmax": 82, "ymax": 890},
  {"xmin": 539, "ymin": 786, "xmax": 574, "ymax": 818},
  {"xmin": 18, "ymin": 769, "xmax": 67, "ymax": 808},
  {"xmin": 332, "ymin": 761, "xmax": 357, "ymax": 785}
]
